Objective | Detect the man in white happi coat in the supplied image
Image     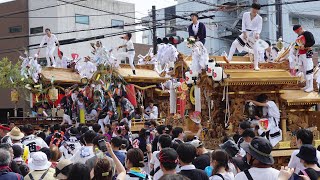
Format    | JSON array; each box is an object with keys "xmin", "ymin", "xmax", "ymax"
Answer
[
  {"xmin": 224, "ymin": 3, "xmax": 263, "ymax": 71},
  {"xmin": 144, "ymin": 101, "xmax": 159, "ymax": 120},
  {"xmin": 38, "ymin": 28, "xmax": 60, "ymax": 67}
]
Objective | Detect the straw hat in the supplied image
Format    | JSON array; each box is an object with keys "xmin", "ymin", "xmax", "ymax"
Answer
[
  {"xmin": 54, "ymin": 159, "xmax": 73, "ymax": 179},
  {"xmin": 7, "ymin": 127, "xmax": 24, "ymax": 140}
]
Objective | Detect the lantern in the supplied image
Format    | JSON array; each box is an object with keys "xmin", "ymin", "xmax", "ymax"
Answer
[
  {"xmin": 11, "ymin": 89, "xmax": 19, "ymax": 103},
  {"xmin": 48, "ymin": 87, "xmax": 59, "ymax": 102}
]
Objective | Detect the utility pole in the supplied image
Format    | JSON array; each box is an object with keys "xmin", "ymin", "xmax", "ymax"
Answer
[
  {"xmin": 275, "ymin": 0, "xmax": 283, "ymax": 39},
  {"xmin": 152, "ymin": 5, "xmax": 157, "ymax": 55}
]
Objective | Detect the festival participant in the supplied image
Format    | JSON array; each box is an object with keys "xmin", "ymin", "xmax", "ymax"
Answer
[
  {"xmin": 21, "ymin": 124, "xmax": 48, "ymax": 155},
  {"xmin": 117, "ymin": 33, "xmax": 136, "ymax": 75},
  {"xmin": 288, "ymin": 129, "xmax": 320, "ymax": 174},
  {"xmin": 67, "ymin": 163, "xmax": 91, "ymax": 180},
  {"xmin": 158, "ymin": 148, "xmax": 179, "ymax": 177},
  {"xmin": 119, "ymin": 96, "xmax": 135, "ymax": 128},
  {"xmin": 293, "ymin": 24, "xmax": 315, "ymax": 92},
  {"xmin": 59, "ymin": 127, "xmax": 82, "ymax": 160},
  {"xmin": 125, "ymin": 148, "xmax": 150, "ymax": 179},
  {"xmin": 25, "ymin": 151, "xmax": 55, "ymax": 180},
  {"xmin": 144, "ymin": 101, "xmax": 159, "ymax": 120},
  {"xmin": 172, "ymin": 127, "xmax": 184, "ymax": 145},
  {"xmin": 177, "ymin": 143, "xmax": 209, "ymax": 180},
  {"xmin": 60, "ymin": 88, "xmax": 74, "ymax": 126},
  {"xmin": 56, "ymin": 51, "xmax": 69, "ymax": 68},
  {"xmin": 223, "ymin": 3, "xmax": 262, "ymax": 71},
  {"xmin": 264, "ymin": 41, "xmax": 279, "ymax": 62},
  {"xmin": 98, "ymin": 92, "xmax": 117, "ymax": 134},
  {"xmin": 106, "ymin": 137, "xmax": 126, "ymax": 166},
  {"xmin": 70, "ymin": 130, "xmax": 96, "ymax": 164},
  {"xmin": 234, "ymin": 137, "xmax": 279, "ymax": 180},
  {"xmin": 38, "ymin": 28, "xmax": 60, "ymax": 67},
  {"xmin": 188, "ymin": 13, "xmax": 206, "ymax": 45},
  {"xmin": 0, "ymin": 149, "xmax": 24, "ymax": 180},
  {"xmin": 190, "ymin": 140, "xmax": 210, "ymax": 170},
  {"xmin": 209, "ymin": 150, "xmax": 235, "ymax": 180},
  {"xmin": 187, "ymin": 37, "xmax": 209, "ymax": 74},
  {"xmin": 0, "ymin": 125, "xmax": 11, "ymax": 139},
  {"xmin": 295, "ymin": 144, "xmax": 320, "ymax": 179},
  {"xmin": 54, "ymin": 159, "xmax": 73, "ymax": 180},
  {"xmin": 247, "ymin": 94, "xmax": 282, "ymax": 147},
  {"xmin": 75, "ymin": 56, "xmax": 97, "ymax": 79},
  {"xmin": 150, "ymin": 134, "xmax": 172, "ymax": 180}
]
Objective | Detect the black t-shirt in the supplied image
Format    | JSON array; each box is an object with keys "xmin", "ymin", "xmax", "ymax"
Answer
[
  {"xmin": 193, "ymin": 152, "xmax": 211, "ymax": 170},
  {"xmin": 179, "ymin": 169, "xmax": 209, "ymax": 180},
  {"xmin": 302, "ymin": 31, "xmax": 315, "ymax": 48},
  {"xmin": 299, "ymin": 168, "xmax": 320, "ymax": 180}
]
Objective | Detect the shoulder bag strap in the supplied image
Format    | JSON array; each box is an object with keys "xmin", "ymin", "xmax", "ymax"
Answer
[
  {"xmin": 28, "ymin": 173, "xmax": 35, "ymax": 180},
  {"xmin": 214, "ymin": 173, "xmax": 225, "ymax": 180},
  {"xmin": 39, "ymin": 169, "xmax": 50, "ymax": 180},
  {"xmin": 244, "ymin": 169, "xmax": 254, "ymax": 180}
]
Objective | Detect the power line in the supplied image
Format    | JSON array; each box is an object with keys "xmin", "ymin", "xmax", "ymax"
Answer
[{"xmin": 58, "ymin": 0, "xmax": 141, "ymax": 21}]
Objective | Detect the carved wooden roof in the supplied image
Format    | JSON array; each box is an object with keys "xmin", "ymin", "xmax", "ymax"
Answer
[
  {"xmin": 281, "ymin": 90, "xmax": 320, "ymax": 106},
  {"xmin": 41, "ymin": 67, "xmax": 82, "ymax": 84},
  {"xmin": 222, "ymin": 69, "xmax": 299, "ymax": 86},
  {"xmin": 117, "ymin": 64, "xmax": 169, "ymax": 83}
]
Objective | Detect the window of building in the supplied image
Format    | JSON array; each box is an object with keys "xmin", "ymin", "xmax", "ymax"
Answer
[
  {"xmin": 111, "ymin": 19, "xmax": 124, "ymax": 29},
  {"xmin": 9, "ymin": 26, "xmax": 22, "ymax": 33},
  {"xmin": 30, "ymin": 26, "xmax": 43, "ymax": 34},
  {"xmin": 314, "ymin": 19, "xmax": 320, "ymax": 28},
  {"xmin": 291, "ymin": 17, "xmax": 299, "ymax": 25},
  {"xmin": 75, "ymin": 14, "xmax": 89, "ymax": 25}
]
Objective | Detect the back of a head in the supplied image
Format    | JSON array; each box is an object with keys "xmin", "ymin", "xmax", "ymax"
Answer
[
  {"xmin": 256, "ymin": 94, "xmax": 268, "ymax": 103},
  {"xmin": 127, "ymin": 148, "xmax": 144, "ymax": 168},
  {"xmin": 67, "ymin": 163, "xmax": 90, "ymax": 180},
  {"xmin": 159, "ymin": 134, "xmax": 172, "ymax": 148},
  {"xmin": 12, "ymin": 144, "xmax": 23, "ymax": 158},
  {"xmin": 251, "ymin": 3, "xmax": 261, "ymax": 10},
  {"xmin": 69, "ymin": 127, "xmax": 79, "ymax": 136},
  {"xmin": 81, "ymin": 126, "xmax": 90, "ymax": 134},
  {"xmin": 241, "ymin": 129, "xmax": 255, "ymax": 138},
  {"xmin": 159, "ymin": 174, "xmax": 190, "ymax": 180},
  {"xmin": 94, "ymin": 158, "xmax": 113, "ymax": 180},
  {"xmin": 50, "ymin": 145, "xmax": 62, "ymax": 162},
  {"xmin": 0, "ymin": 149, "xmax": 11, "ymax": 166},
  {"xmin": 296, "ymin": 129, "xmax": 313, "ymax": 145},
  {"xmin": 157, "ymin": 125, "xmax": 167, "ymax": 135},
  {"xmin": 92, "ymin": 124, "xmax": 101, "ymax": 133},
  {"xmin": 53, "ymin": 124, "xmax": 61, "ymax": 131},
  {"xmin": 211, "ymin": 150, "xmax": 229, "ymax": 172},
  {"xmin": 176, "ymin": 143, "xmax": 196, "ymax": 164},
  {"xmin": 24, "ymin": 124, "xmax": 34, "ymax": 135},
  {"xmin": 239, "ymin": 121, "xmax": 251, "ymax": 130},
  {"xmin": 127, "ymin": 33, "xmax": 132, "ymax": 40},
  {"xmin": 84, "ymin": 130, "xmax": 97, "ymax": 145},
  {"xmin": 172, "ymin": 127, "xmax": 183, "ymax": 139},
  {"xmin": 111, "ymin": 136, "xmax": 122, "ymax": 148},
  {"xmin": 159, "ymin": 148, "xmax": 178, "ymax": 171}
]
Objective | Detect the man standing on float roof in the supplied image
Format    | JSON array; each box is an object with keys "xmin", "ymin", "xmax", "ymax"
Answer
[
  {"xmin": 223, "ymin": 3, "xmax": 262, "ymax": 71},
  {"xmin": 293, "ymin": 24, "xmax": 315, "ymax": 93},
  {"xmin": 188, "ymin": 13, "xmax": 206, "ymax": 45},
  {"xmin": 38, "ymin": 28, "xmax": 60, "ymax": 67}
]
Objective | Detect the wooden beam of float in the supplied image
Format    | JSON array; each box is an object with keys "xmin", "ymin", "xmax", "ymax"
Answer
[
  {"xmin": 117, "ymin": 64, "xmax": 170, "ymax": 83},
  {"xmin": 281, "ymin": 90, "xmax": 320, "ymax": 106},
  {"xmin": 221, "ymin": 69, "xmax": 300, "ymax": 86},
  {"xmin": 41, "ymin": 67, "xmax": 82, "ymax": 84}
]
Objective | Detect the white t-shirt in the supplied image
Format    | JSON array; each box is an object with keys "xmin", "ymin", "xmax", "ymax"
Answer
[
  {"xmin": 263, "ymin": 101, "xmax": 280, "ymax": 129},
  {"xmin": 145, "ymin": 106, "xmax": 159, "ymax": 119},
  {"xmin": 234, "ymin": 167, "xmax": 279, "ymax": 180},
  {"xmin": 150, "ymin": 151, "xmax": 162, "ymax": 180},
  {"xmin": 126, "ymin": 40, "xmax": 134, "ymax": 51},
  {"xmin": 59, "ymin": 137, "xmax": 82, "ymax": 160},
  {"xmin": 40, "ymin": 34, "xmax": 59, "ymax": 49},
  {"xmin": 70, "ymin": 146, "xmax": 95, "ymax": 164},
  {"xmin": 192, "ymin": 21, "xmax": 200, "ymax": 36},
  {"xmin": 288, "ymin": 149, "xmax": 320, "ymax": 174},
  {"xmin": 22, "ymin": 135, "xmax": 48, "ymax": 155},
  {"xmin": 242, "ymin": 12, "xmax": 262, "ymax": 34},
  {"xmin": 210, "ymin": 171, "xmax": 235, "ymax": 180}
]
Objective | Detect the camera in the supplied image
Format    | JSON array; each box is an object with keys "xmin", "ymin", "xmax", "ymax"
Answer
[
  {"xmin": 98, "ymin": 139, "xmax": 107, "ymax": 152},
  {"xmin": 54, "ymin": 132, "xmax": 62, "ymax": 139}
]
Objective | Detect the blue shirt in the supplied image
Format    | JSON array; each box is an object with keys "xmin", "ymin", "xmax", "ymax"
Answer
[{"xmin": 106, "ymin": 150, "xmax": 126, "ymax": 165}]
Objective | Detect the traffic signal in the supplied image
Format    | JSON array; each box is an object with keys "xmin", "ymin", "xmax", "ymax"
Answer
[{"xmin": 169, "ymin": 36, "xmax": 184, "ymax": 45}]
